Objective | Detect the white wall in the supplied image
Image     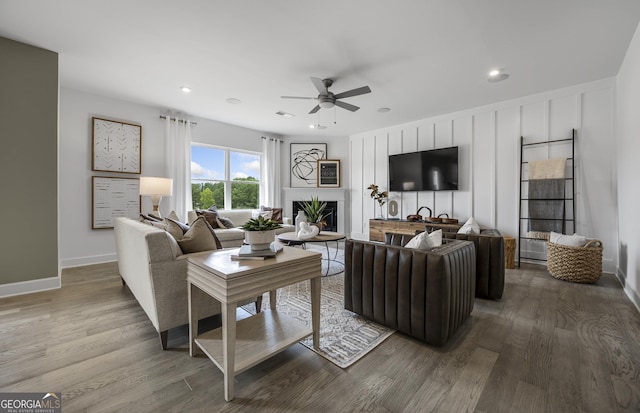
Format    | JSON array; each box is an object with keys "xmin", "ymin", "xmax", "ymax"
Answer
[
  {"xmin": 616, "ymin": 21, "xmax": 640, "ymax": 311},
  {"xmin": 59, "ymin": 88, "xmax": 279, "ymax": 267},
  {"xmin": 350, "ymin": 78, "xmax": 619, "ymax": 274}
]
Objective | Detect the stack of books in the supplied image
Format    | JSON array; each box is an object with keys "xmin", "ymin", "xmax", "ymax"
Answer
[{"xmin": 230, "ymin": 243, "xmax": 283, "ymax": 261}]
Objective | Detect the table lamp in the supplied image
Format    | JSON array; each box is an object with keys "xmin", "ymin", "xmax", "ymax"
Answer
[{"xmin": 139, "ymin": 177, "xmax": 173, "ymax": 216}]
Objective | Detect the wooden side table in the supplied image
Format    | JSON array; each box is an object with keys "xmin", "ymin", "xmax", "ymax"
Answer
[
  {"xmin": 187, "ymin": 246, "xmax": 322, "ymax": 401},
  {"xmin": 503, "ymin": 236, "xmax": 516, "ymax": 269}
]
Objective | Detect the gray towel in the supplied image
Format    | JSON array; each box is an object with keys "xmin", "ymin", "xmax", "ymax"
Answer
[{"xmin": 528, "ymin": 178, "xmax": 565, "ymax": 233}]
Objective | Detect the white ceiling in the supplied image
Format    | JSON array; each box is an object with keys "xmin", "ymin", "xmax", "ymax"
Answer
[{"xmin": 2, "ymin": 0, "xmax": 640, "ymax": 137}]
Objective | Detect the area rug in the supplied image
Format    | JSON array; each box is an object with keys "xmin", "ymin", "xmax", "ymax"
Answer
[{"xmin": 242, "ymin": 249, "xmax": 394, "ymax": 368}]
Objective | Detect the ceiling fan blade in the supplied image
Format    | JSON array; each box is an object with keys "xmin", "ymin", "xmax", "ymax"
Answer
[
  {"xmin": 335, "ymin": 100, "xmax": 360, "ymax": 112},
  {"xmin": 281, "ymin": 96, "xmax": 316, "ymax": 100},
  {"xmin": 333, "ymin": 86, "xmax": 372, "ymax": 100},
  {"xmin": 309, "ymin": 105, "xmax": 321, "ymax": 114},
  {"xmin": 310, "ymin": 77, "xmax": 327, "ymax": 94}
]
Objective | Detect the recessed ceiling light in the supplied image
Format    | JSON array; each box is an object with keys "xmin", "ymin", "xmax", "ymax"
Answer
[
  {"xmin": 488, "ymin": 68, "xmax": 509, "ymax": 82},
  {"xmin": 226, "ymin": 98, "xmax": 241, "ymax": 104},
  {"xmin": 180, "ymin": 86, "xmax": 192, "ymax": 93},
  {"xmin": 276, "ymin": 111, "xmax": 295, "ymax": 118},
  {"xmin": 309, "ymin": 124, "xmax": 327, "ymax": 130},
  {"xmin": 488, "ymin": 73, "xmax": 510, "ymax": 82},
  {"xmin": 377, "ymin": 107, "xmax": 391, "ymax": 113}
]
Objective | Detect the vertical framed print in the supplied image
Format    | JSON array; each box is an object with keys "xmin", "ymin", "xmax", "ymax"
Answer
[
  {"xmin": 317, "ymin": 159, "xmax": 340, "ymax": 187},
  {"xmin": 92, "ymin": 117, "xmax": 142, "ymax": 174},
  {"xmin": 92, "ymin": 176, "xmax": 141, "ymax": 229},
  {"xmin": 290, "ymin": 143, "xmax": 327, "ymax": 187}
]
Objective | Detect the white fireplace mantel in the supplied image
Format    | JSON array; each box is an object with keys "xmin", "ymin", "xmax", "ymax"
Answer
[{"xmin": 282, "ymin": 187, "xmax": 349, "ymax": 234}]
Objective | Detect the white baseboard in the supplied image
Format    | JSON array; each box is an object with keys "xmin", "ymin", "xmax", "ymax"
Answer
[
  {"xmin": 60, "ymin": 253, "xmax": 117, "ymax": 269},
  {"xmin": 616, "ymin": 267, "xmax": 640, "ymax": 315},
  {"xmin": 0, "ymin": 276, "xmax": 61, "ymax": 299}
]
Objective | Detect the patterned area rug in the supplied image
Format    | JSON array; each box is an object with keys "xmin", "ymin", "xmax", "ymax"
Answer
[{"xmin": 243, "ymin": 245, "xmax": 395, "ymax": 368}]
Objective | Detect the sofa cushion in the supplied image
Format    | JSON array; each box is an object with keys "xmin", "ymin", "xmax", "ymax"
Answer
[
  {"xmin": 177, "ymin": 216, "xmax": 223, "ymax": 253},
  {"xmin": 213, "ymin": 227, "xmax": 246, "ymax": 242},
  {"xmin": 252, "ymin": 209, "xmax": 273, "ymax": 220},
  {"xmin": 261, "ymin": 206, "xmax": 283, "ymax": 223},
  {"xmin": 458, "ymin": 216, "xmax": 480, "ymax": 235},
  {"xmin": 164, "ymin": 218, "xmax": 185, "ymax": 241},
  {"xmin": 195, "ymin": 210, "xmax": 220, "ymax": 229},
  {"xmin": 405, "ymin": 229, "xmax": 443, "ymax": 249}
]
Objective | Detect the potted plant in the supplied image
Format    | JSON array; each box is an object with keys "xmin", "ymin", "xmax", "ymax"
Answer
[
  {"xmin": 240, "ymin": 216, "xmax": 282, "ymax": 251},
  {"xmin": 300, "ymin": 197, "xmax": 329, "ymax": 232}
]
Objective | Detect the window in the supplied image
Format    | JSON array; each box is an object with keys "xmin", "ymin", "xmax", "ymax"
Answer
[{"xmin": 191, "ymin": 144, "xmax": 261, "ymax": 210}]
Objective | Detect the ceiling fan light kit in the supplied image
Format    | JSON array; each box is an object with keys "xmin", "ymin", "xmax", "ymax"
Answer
[{"xmin": 282, "ymin": 77, "xmax": 371, "ymax": 114}]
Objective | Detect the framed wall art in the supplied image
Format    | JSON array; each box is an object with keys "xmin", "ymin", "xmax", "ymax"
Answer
[
  {"xmin": 317, "ymin": 159, "xmax": 340, "ymax": 187},
  {"xmin": 290, "ymin": 143, "xmax": 326, "ymax": 188},
  {"xmin": 92, "ymin": 176, "xmax": 140, "ymax": 229},
  {"xmin": 92, "ymin": 117, "xmax": 142, "ymax": 174}
]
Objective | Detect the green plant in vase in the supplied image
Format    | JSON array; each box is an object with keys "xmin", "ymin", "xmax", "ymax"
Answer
[
  {"xmin": 300, "ymin": 197, "xmax": 329, "ymax": 231},
  {"xmin": 240, "ymin": 216, "xmax": 282, "ymax": 251},
  {"xmin": 239, "ymin": 216, "xmax": 282, "ymax": 231}
]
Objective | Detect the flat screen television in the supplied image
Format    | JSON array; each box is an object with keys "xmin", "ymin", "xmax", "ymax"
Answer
[{"xmin": 389, "ymin": 146, "xmax": 458, "ymax": 191}]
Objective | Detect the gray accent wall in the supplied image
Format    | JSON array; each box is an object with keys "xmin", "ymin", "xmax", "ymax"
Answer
[{"xmin": 0, "ymin": 37, "xmax": 58, "ymax": 285}]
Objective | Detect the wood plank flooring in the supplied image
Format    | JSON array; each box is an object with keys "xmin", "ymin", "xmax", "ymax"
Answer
[{"xmin": 1, "ymin": 262, "xmax": 639, "ymax": 412}]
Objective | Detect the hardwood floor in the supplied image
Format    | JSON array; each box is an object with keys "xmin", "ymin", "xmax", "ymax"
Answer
[{"xmin": 1, "ymin": 262, "xmax": 639, "ymax": 412}]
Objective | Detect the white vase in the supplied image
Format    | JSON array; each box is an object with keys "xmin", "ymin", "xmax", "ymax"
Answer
[
  {"xmin": 295, "ymin": 210, "xmax": 307, "ymax": 228},
  {"xmin": 244, "ymin": 229, "xmax": 276, "ymax": 251}
]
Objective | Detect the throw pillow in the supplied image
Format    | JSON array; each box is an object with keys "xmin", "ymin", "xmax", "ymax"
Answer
[
  {"xmin": 217, "ymin": 216, "xmax": 235, "ymax": 228},
  {"xmin": 147, "ymin": 220, "xmax": 168, "ymax": 230},
  {"xmin": 252, "ymin": 209, "xmax": 273, "ymax": 220},
  {"xmin": 550, "ymin": 231, "xmax": 587, "ymax": 247},
  {"xmin": 261, "ymin": 206, "xmax": 283, "ymax": 223},
  {"xmin": 405, "ymin": 229, "xmax": 443, "ymax": 249},
  {"xmin": 195, "ymin": 209, "xmax": 219, "ymax": 229},
  {"xmin": 166, "ymin": 210, "xmax": 182, "ymax": 222},
  {"xmin": 458, "ymin": 217, "xmax": 480, "ymax": 235},
  {"xmin": 165, "ymin": 218, "xmax": 190, "ymax": 241},
  {"xmin": 207, "ymin": 205, "xmax": 218, "ymax": 212},
  {"xmin": 177, "ymin": 216, "xmax": 223, "ymax": 253},
  {"xmin": 140, "ymin": 213, "xmax": 162, "ymax": 222}
]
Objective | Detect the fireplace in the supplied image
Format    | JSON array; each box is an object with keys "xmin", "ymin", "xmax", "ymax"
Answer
[
  {"xmin": 293, "ymin": 201, "xmax": 338, "ymax": 232},
  {"xmin": 282, "ymin": 187, "xmax": 348, "ymax": 234}
]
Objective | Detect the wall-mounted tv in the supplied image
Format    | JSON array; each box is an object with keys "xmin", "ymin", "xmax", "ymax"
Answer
[{"xmin": 389, "ymin": 146, "xmax": 458, "ymax": 191}]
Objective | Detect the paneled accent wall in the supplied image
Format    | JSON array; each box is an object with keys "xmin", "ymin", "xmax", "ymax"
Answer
[{"xmin": 350, "ymin": 78, "xmax": 617, "ymax": 273}]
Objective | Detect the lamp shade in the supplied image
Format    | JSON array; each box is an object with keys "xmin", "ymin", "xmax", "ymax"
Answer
[{"xmin": 139, "ymin": 177, "xmax": 173, "ymax": 196}]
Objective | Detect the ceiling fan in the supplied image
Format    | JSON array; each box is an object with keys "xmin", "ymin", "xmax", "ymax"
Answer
[{"xmin": 282, "ymin": 77, "xmax": 372, "ymax": 114}]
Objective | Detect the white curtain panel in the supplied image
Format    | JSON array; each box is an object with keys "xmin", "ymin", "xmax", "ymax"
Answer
[
  {"xmin": 261, "ymin": 137, "xmax": 282, "ymax": 207},
  {"xmin": 165, "ymin": 117, "xmax": 193, "ymax": 222}
]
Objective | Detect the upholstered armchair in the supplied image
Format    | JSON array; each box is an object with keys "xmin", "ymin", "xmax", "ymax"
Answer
[{"xmin": 344, "ymin": 237, "xmax": 476, "ymax": 346}]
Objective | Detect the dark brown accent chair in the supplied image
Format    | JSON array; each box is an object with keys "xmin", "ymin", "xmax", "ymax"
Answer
[
  {"xmin": 440, "ymin": 229, "xmax": 504, "ymax": 300},
  {"xmin": 344, "ymin": 238, "xmax": 476, "ymax": 346},
  {"xmin": 388, "ymin": 229, "xmax": 505, "ymax": 300}
]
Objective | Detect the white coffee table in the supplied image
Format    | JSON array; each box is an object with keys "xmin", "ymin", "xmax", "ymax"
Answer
[
  {"xmin": 187, "ymin": 246, "xmax": 322, "ymax": 401},
  {"xmin": 277, "ymin": 231, "xmax": 346, "ymax": 276}
]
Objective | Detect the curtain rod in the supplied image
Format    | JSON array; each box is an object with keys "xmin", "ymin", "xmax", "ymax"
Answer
[
  {"xmin": 262, "ymin": 136, "xmax": 283, "ymax": 142},
  {"xmin": 159, "ymin": 115, "xmax": 197, "ymax": 125}
]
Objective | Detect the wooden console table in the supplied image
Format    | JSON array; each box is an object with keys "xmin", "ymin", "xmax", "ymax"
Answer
[
  {"xmin": 187, "ymin": 246, "xmax": 322, "ymax": 401},
  {"xmin": 369, "ymin": 219, "xmax": 462, "ymax": 242}
]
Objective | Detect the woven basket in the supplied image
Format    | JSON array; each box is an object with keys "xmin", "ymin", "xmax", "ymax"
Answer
[{"xmin": 546, "ymin": 240, "xmax": 603, "ymax": 283}]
